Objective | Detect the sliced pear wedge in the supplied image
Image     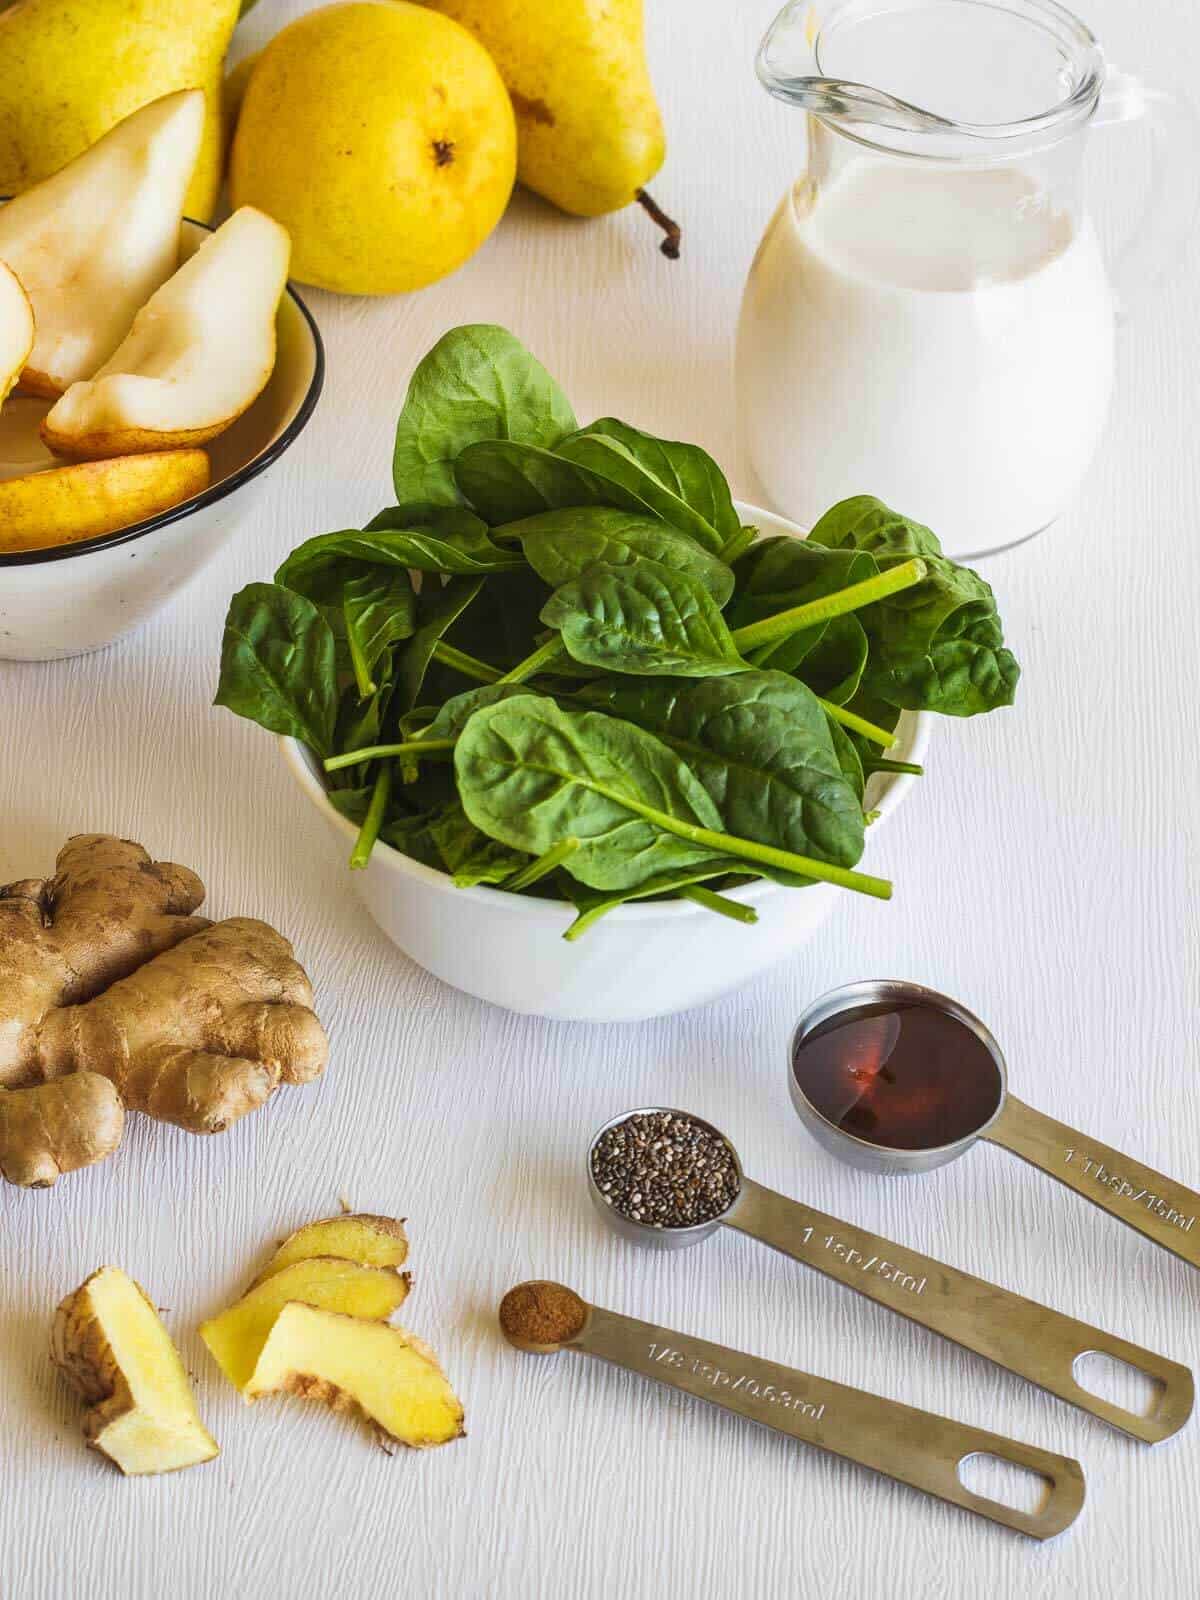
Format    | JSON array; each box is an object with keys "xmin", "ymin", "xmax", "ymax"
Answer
[
  {"xmin": 0, "ymin": 91, "xmax": 204, "ymax": 398},
  {"xmin": 42, "ymin": 207, "xmax": 290, "ymax": 461},
  {"xmin": 0, "ymin": 450, "xmax": 210, "ymax": 553},
  {"xmin": 0, "ymin": 260, "xmax": 34, "ymax": 405}
]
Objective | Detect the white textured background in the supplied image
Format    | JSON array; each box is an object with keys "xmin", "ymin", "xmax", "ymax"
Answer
[{"xmin": 2, "ymin": 1, "xmax": 1198, "ymax": 1595}]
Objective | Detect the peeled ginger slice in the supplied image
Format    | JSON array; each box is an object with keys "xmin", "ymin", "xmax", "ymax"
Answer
[
  {"xmin": 252, "ymin": 1212, "xmax": 409, "ymax": 1286},
  {"xmin": 51, "ymin": 1266, "xmax": 218, "ymax": 1475},
  {"xmin": 245, "ymin": 1302, "xmax": 465, "ymax": 1448},
  {"xmin": 200, "ymin": 1256, "xmax": 411, "ymax": 1392}
]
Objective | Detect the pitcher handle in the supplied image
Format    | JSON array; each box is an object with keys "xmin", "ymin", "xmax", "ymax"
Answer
[{"xmin": 1093, "ymin": 67, "xmax": 1200, "ymax": 320}]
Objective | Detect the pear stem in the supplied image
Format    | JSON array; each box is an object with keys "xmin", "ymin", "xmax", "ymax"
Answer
[{"xmin": 636, "ymin": 189, "xmax": 681, "ymax": 259}]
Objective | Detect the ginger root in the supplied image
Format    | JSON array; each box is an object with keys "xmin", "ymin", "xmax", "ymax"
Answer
[
  {"xmin": 200, "ymin": 1257, "xmax": 411, "ymax": 1391},
  {"xmin": 30, "ymin": 918, "xmax": 328, "ymax": 1134},
  {"xmin": 245, "ymin": 1302, "xmax": 465, "ymax": 1448},
  {"xmin": 51, "ymin": 1266, "xmax": 219, "ymax": 1475},
  {"xmin": 0, "ymin": 835, "xmax": 206, "ymax": 1185},
  {"xmin": 252, "ymin": 1213, "xmax": 409, "ymax": 1286},
  {"xmin": 0, "ymin": 834, "xmax": 207, "ymax": 1083},
  {"xmin": 0, "ymin": 835, "xmax": 328, "ymax": 1186},
  {"xmin": 0, "ymin": 1073, "xmax": 124, "ymax": 1188}
]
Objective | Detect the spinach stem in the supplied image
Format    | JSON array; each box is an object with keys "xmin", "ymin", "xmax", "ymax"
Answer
[
  {"xmin": 730, "ymin": 558, "xmax": 927, "ymax": 655},
  {"xmin": 346, "ymin": 626, "xmax": 376, "ymax": 700},
  {"xmin": 864, "ymin": 757, "xmax": 924, "ymax": 777},
  {"xmin": 349, "ymin": 765, "xmax": 391, "ymax": 871},
  {"xmin": 431, "ymin": 641, "xmax": 503, "ymax": 684},
  {"xmin": 819, "ymin": 700, "xmax": 896, "ymax": 749},
  {"xmin": 503, "ymin": 838, "xmax": 580, "ymax": 892},
  {"xmin": 681, "ymin": 885, "xmax": 758, "ymax": 924},
  {"xmin": 717, "ymin": 524, "xmax": 759, "ymax": 565},
  {"xmin": 563, "ymin": 903, "xmax": 612, "ymax": 942},
  {"xmin": 497, "ymin": 637, "xmax": 566, "ymax": 684},
  {"xmin": 325, "ymin": 739, "xmax": 455, "ymax": 773},
  {"xmin": 538, "ymin": 774, "xmax": 890, "ymax": 898}
]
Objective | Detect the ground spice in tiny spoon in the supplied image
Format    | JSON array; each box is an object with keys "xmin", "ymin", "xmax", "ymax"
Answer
[{"xmin": 499, "ymin": 1281, "xmax": 589, "ymax": 1350}]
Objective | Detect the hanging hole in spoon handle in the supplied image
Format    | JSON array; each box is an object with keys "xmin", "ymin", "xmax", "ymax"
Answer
[
  {"xmin": 726, "ymin": 1180, "xmax": 1193, "ymax": 1444},
  {"xmin": 508, "ymin": 1291, "xmax": 1085, "ymax": 1541},
  {"xmin": 984, "ymin": 1097, "xmax": 1200, "ymax": 1271}
]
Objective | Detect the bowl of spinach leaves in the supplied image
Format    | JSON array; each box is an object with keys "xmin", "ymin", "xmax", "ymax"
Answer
[{"xmin": 217, "ymin": 325, "xmax": 1018, "ymax": 1021}]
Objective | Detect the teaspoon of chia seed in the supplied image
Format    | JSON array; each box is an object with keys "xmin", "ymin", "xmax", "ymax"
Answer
[{"xmin": 584, "ymin": 1107, "xmax": 1193, "ymax": 1445}]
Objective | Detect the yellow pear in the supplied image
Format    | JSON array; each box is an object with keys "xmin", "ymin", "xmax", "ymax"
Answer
[
  {"xmin": 41, "ymin": 207, "xmax": 290, "ymax": 460},
  {"xmin": 0, "ymin": 0, "xmax": 239, "ymax": 223},
  {"xmin": 229, "ymin": 1, "xmax": 517, "ymax": 295},
  {"xmin": 420, "ymin": 0, "xmax": 676, "ymax": 252},
  {"xmin": 0, "ymin": 259, "xmax": 34, "ymax": 405},
  {"xmin": 0, "ymin": 450, "xmax": 210, "ymax": 553},
  {"xmin": 0, "ymin": 91, "xmax": 204, "ymax": 396}
]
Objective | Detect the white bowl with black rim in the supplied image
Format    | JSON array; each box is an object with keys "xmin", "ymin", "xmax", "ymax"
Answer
[
  {"xmin": 278, "ymin": 502, "xmax": 930, "ymax": 1023},
  {"xmin": 0, "ymin": 217, "xmax": 324, "ymax": 661}
]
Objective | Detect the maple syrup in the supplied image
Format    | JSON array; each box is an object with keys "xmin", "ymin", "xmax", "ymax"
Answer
[{"xmin": 791, "ymin": 999, "xmax": 1004, "ymax": 1152}]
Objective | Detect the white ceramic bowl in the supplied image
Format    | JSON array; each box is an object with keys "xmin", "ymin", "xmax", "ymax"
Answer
[
  {"xmin": 279, "ymin": 503, "xmax": 929, "ymax": 1022},
  {"xmin": 0, "ymin": 217, "xmax": 324, "ymax": 661}
]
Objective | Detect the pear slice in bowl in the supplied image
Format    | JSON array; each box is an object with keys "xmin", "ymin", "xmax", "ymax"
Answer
[
  {"xmin": 41, "ymin": 207, "xmax": 290, "ymax": 460},
  {"xmin": 0, "ymin": 260, "xmax": 34, "ymax": 404},
  {"xmin": 0, "ymin": 449, "xmax": 210, "ymax": 554},
  {"xmin": 0, "ymin": 90, "xmax": 204, "ymax": 397}
]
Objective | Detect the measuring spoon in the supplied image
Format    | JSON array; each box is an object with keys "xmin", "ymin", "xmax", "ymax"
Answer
[
  {"xmin": 790, "ymin": 980, "xmax": 1200, "ymax": 1271},
  {"xmin": 500, "ymin": 1280, "xmax": 1086, "ymax": 1540},
  {"xmin": 587, "ymin": 1109, "xmax": 1193, "ymax": 1443}
]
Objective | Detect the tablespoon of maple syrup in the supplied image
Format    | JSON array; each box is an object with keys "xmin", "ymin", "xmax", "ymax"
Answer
[
  {"xmin": 791, "ymin": 999, "xmax": 1003, "ymax": 1151},
  {"xmin": 788, "ymin": 980, "xmax": 1200, "ymax": 1273}
]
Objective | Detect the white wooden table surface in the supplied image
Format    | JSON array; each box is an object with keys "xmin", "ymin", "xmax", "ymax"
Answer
[{"xmin": 2, "ymin": 2, "xmax": 1198, "ymax": 1594}]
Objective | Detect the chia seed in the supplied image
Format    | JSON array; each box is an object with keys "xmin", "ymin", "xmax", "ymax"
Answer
[{"xmin": 591, "ymin": 1111, "xmax": 740, "ymax": 1229}]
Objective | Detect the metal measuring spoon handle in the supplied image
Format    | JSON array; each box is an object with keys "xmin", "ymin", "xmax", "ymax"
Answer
[
  {"xmin": 986, "ymin": 1096, "xmax": 1200, "ymax": 1270},
  {"xmin": 723, "ymin": 1180, "xmax": 1193, "ymax": 1444},
  {"xmin": 506, "ymin": 1286, "xmax": 1085, "ymax": 1540}
]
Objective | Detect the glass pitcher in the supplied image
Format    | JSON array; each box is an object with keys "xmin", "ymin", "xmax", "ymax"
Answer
[{"xmin": 735, "ymin": 0, "xmax": 1198, "ymax": 558}]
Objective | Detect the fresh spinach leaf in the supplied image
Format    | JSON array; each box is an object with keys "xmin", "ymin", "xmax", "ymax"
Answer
[
  {"xmin": 824, "ymin": 714, "xmax": 866, "ymax": 802},
  {"xmin": 416, "ymin": 682, "xmax": 535, "ymax": 743},
  {"xmin": 728, "ymin": 536, "xmax": 876, "ymax": 629},
  {"xmin": 575, "ymin": 671, "xmax": 865, "ymax": 868},
  {"xmin": 809, "ymin": 496, "xmax": 1020, "ymax": 715},
  {"xmin": 556, "ymin": 418, "xmax": 737, "ymax": 553},
  {"xmin": 391, "ymin": 325, "xmax": 577, "ymax": 506},
  {"xmin": 755, "ymin": 613, "xmax": 869, "ymax": 706},
  {"xmin": 454, "ymin": 439, "xmax": 610, "ymax": 523},
  {"xmin": 277, "ymin": 509, "xmax": 522, "ymax": 582},
  {"xmin": 507, "ymin": 507, "xmax": 734, "ymax": 605},
  {"xmin": 379, "ymin": 810, "xmax": 444, "ymax": 870},
  {"xmin": 455, "ymin": 695, "xmax": 888, "ymax": 898},
  {"xmin": 326, "ymin": 784, "xmax": 375, "ymax": 823},
  {"xmin": 436, "ymin": 568, "xmax": 552, "ymax": 678},
  {"xmin": 541, "ymin": 560, "xmax": 746, "ymax": 678},
  {"xmin": 455, "ymin": 694, "xmax": 729, "ymax": 891},
  {"xmin": 216, "ymin": 583, "xmax": 338, "ymax": 755},
  {"xmin": 396, "ymin": 577, "xmax": 484, "ymax": 712},
  {"xmin": 429, "ymin": 803, "xmax": 529, "ymax": 887}
]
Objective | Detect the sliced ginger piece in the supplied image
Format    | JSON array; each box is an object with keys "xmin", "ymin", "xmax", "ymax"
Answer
[
  {"xmin": 245, "ymin": 1302, "xmax": 464, "ymax": 1449},
  {"xmin": 51, "ymin": 1267, "xmax": 218, "ymax": 1475},
  {"xmin": 200, "ymin": 1257, "xmax": 411, "ymax": 1392},
  {"xmin": 252, "ymin": 1213, "xmax": 409, "ymax": 1286}
]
